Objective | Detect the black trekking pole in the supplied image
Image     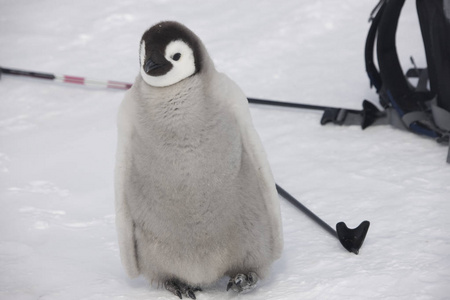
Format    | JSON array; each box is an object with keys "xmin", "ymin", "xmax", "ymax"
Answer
[
  {"xmin": 276, "ymin": 184, "xmax": 370, "ymax": 254},
  {"xmin": 248, "ymin": 97, "xmax": 385, "ymax": 129}
]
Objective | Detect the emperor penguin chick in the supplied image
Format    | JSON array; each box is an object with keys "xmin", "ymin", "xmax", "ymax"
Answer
[{"xmin": 115, "ymin": 21, "xmax": 283, "ymax": 299}]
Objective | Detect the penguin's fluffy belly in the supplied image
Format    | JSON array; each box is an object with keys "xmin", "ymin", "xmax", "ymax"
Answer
[{"xmin": 129, "ymin": 160, "xmax": 240, "ymax": 284}]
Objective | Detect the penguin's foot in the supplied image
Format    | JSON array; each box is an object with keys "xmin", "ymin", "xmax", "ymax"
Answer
[
  {"xmin": 226, "ymin": 272, "xmax": 259, "ymax": 293},
  {"xmin": 164, "ymin": 279, "xmax": 201, "ymax": 299}
]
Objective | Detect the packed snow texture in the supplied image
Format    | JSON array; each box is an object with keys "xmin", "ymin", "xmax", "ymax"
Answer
[{"xmin": 1, "ymin": 0, "xmax": 449, "ymax": 299}]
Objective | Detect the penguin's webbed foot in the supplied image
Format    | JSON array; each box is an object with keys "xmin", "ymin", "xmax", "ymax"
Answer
[
  {"xmin": 226, "ymin": 272, "xmax": 259, "ymax": 293},
  {"xmin": 164, "ymin": 279, "xmax": 201, "ymax": 299}
]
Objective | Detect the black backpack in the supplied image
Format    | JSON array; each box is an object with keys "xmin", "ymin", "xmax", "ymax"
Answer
[{"xmin": 365, "ymin": 0, "xmax": 450, "ymax": 162}]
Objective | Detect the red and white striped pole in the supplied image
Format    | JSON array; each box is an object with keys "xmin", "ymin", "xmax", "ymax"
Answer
[{"xmin": 0, "ymin": 66, "xmax": 132, "ymax": 90}]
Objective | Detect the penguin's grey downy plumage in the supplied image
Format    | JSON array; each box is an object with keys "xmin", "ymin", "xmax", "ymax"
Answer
[{"xmin": 115, "ymin": 21, "xmax": 283, "ymax": 298}]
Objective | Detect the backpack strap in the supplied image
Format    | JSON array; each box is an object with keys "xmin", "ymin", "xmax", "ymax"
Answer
[{"xmin": 365, "ymin": 0, "xmax": 386, "ymax": 92}]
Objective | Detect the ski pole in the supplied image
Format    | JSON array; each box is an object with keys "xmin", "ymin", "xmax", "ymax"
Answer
[
  {"xmin": 0, "ymin": 67, "xmax": 370, "ymax": 254},
  {"xmin": 247, "ymin": 97, "xmax": 386, "ymax": 129},
  {"xmin": 248, "ymin": 97, "xmax": 353, "ymax": 113},
  {"xmin": 276, "ymin": 184, "xmax": 370, "ymax": 254},
  {"xmin": 0, "ymin": 66, "xmax": 383, "ymax": 128},
  {"xmin": 0, "ymin": 66, "xmax": 132, "ymax": 90},
  {"xmin": 1, "ymin": 66, "xmax": 374, "ymax": 253},
  {"xmin": 1, "ymin": 65, "xmax": 371, "ymax": 253}
]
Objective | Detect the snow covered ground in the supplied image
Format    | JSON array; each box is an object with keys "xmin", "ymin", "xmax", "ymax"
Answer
[{"xmin": 1, "ymin": 0, "xmax": 450, "ymax": 299}]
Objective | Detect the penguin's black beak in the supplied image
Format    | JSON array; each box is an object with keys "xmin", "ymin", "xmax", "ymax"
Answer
[{"xmin": 144, "ymin": 59, "xmax": 163, "ymax": 73}]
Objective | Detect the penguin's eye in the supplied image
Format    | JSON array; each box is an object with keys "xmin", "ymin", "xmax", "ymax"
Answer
[{"xmin": 172, "ymin": 53, "xmax": 181, "ymax": 61}]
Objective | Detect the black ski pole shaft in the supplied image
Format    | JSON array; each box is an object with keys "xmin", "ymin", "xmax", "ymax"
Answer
[
  {"xmin": 276, "ymin": 184, "xmax": 337, "ymax": 238},
  {"xmin": 247, "ymin": 97, "xmax": 360, "ymax": 113},
  {"xmin": 276, "ymin": 184, "xmax": 370, "ymax": 254},
  {"xmin": 0, "ymin": 67, "xmax": 55, "ymax": 80}
]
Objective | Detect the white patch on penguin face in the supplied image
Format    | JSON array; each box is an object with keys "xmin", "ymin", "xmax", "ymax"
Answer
[{"xmin": 140, "ymin": 40, "xmax": 196, "ymax": 87}]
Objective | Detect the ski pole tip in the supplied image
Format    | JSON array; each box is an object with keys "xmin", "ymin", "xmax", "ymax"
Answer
[{"xmin": 336, "ymin": 220, "xmax": 370, "ymax": 255}]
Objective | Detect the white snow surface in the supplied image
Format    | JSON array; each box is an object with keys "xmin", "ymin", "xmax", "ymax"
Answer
[{"xmin": 1, "ymin": 0, "xmax": 450, "ymax": 299}]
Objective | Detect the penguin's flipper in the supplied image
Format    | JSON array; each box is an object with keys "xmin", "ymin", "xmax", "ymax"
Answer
[
  {"xmin": 115, "ymin": 94, "xmax": 140, "ymax": 278},
  {"xmin": 222, "ymin": 75, "xmax": 283, "ymax": 258}
]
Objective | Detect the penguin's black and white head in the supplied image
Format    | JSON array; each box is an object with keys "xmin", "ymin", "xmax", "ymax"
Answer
[{"xmin": 139, "ymin": 21, "xmax": 203, "ymax": 87}]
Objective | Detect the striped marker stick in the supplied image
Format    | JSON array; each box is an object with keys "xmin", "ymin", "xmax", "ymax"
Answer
[{"xmin": 1, "ymin": 66, "xmax": 132, "ymax": 90}]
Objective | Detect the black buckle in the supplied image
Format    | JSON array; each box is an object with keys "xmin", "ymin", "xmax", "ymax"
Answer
[{"xmin": 320, "ymin": 100, "xmax": 385, "ymax": 129}]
